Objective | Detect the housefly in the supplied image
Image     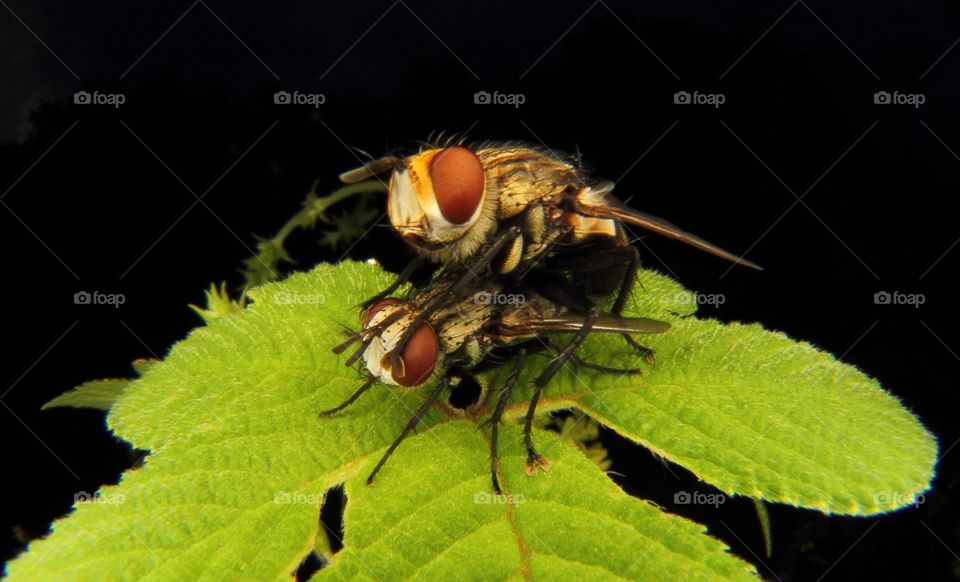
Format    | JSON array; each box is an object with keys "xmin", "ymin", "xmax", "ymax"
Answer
[
  {"xmin": 341, "ymin": 140, "xmax": 759, "ymax": 279},
  {"xmin": 323, "ymin": 270, "xmax": 670, "ymax": 493}
]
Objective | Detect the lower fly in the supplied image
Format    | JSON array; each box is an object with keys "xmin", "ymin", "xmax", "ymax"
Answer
[{"xmin": 321, "ymin": 270, "xmax": 670, "ymax": 493}]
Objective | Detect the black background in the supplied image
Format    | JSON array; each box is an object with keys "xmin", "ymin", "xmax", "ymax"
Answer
[{"xmin": 1, "ymin": 1, "xmax": 958, "ymax": 579}]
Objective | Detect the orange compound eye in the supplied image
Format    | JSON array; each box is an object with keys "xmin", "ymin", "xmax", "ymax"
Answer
[
  {"xmin": 392, "ymin": 323, "xmax": 438, "ymax": 387},
  {"xmin": 429, "ymin": 146, "xmax": 484, "ymax": 224},
  {"xmin": 362, "ymin": 298, "xmax": 402, "ymax": 329}
]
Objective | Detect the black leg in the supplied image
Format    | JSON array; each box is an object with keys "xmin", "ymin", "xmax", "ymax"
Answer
[
  {"xmin": 318, "ymin": 377, "xmax": 376, "ymax": 417},
  {"xmin": 332, "ymin": 331, "xmax": 362, "ymax": 355},
  {"xmin": 620, "ymin": 334, "xmax": 656, "ymax": 365},
  {"xmin": 366, "ymin": 379, "xmax": 449, "ymax": 486},
  {"xmin": 336, "ymin": 309, "xmax": 406, "ymax": 366},
  {"xmin": 490, "ymin": 349, "xmax": 527, "ymax": 495},
  {"xmin": 611, "ymin": 245, "xmax": 639, "ymax": 316},
  {"xmin": 332, "ymin": 303, "xmax": 408, "ymax": 357},
  {"xmin": 360, "ymin": 256, "xmax": 424, "ymax": 309},
  {"xmin": 538, "ymin": 337, "xmax": 640, "ymax": 375},
  {"xmin": 438, "ymin": 226, "xmax": 522, "ymax": 301},
  {"xmin": 543, "ymin": 242, "xmax": 655, "ymax": 361},
  {"xmin": 534, "ymin": 308, "xmax": 599, "ymax": 388},
  {"xmin": 385, "ymin": 227, "xmax": 522, "ymax": 369},
  {"xmin": 523, "ymin": 308, "xmax": 599, "ymax": 474},
  {"xmin": 607, "ymin": 245, "xmax": 657, "ymax": 362},
  {"xmin": 611, "ymin": 247, "xmax": 657, "ymax": 363},
  {"xmin": 567, "ymin": 352, "xmax": 640, "ymax": 375},
  {"xmin": 522, "ymin": 381, "xmax": 549, "ymax": 474}
]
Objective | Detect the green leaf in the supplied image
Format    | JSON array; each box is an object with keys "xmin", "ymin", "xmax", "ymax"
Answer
[
  {"xmin": 316, "ymin": 422, "xmax": 753, "ymax": 580},
  {"xmin": 7, "ymin": 261, "xmax": 935, "ymax": 580},
  {"xmin": 482, "ymin": 268, "xmax": 938, "ymax": 516},
  {"xmin": 42, "ymin": 379, "xmax": 131, "ymax": 411},
  {"xmin": 189, "ymin": 282, "xmax": 246, "ymax": 322},
  {"xmin": 42, "ymin": 359, "xmax": 159, "ymax": 411},
  {"xmin": 131, "ymin": 358, "xmax": 159, "ymax": 376}
]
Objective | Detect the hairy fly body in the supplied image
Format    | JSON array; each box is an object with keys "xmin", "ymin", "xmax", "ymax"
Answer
[{"xmin": 323, "ymin": 269, "xmax": 670, "ymax": 492}]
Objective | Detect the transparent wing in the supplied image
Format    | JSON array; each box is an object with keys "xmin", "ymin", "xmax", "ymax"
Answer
[
  {"xmin": 497, "ymin": 312, "xmax": 670, "ymax": 340},
  {"xmin": 575, "ymin": 183, "xmax": 762, "ymax": 270}
]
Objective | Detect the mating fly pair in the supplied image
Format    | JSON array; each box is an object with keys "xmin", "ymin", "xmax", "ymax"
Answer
[
  {"xmin": 325, "ymin": 138, "xmax": 760, "ymax": 490},
  {"xmin": 341, "ymin": 140, "xmax": 760, "ymax": 364}
]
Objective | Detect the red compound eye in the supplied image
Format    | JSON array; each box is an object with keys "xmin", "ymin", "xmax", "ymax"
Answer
[
  {"xmin": 362, "ymin": 298, "xmax": 402, "ymax": 329},
  {"xmin": 429, "ymin": 146, "xmax": 484, "ymax": 224},
  {"xmin": 392, "ymin": 323, "xmax": 438, "ymax": 387}
]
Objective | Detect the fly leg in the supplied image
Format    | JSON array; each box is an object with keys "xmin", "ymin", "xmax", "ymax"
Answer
[
  {"xmin": 489, "ymin": 349, "xmax": 527, "ymax": 495},
  {"xmin": 385, "ymin": 227, "xmax": 522, "ymax": 370},
  {"xmin": 367, "ymin": 378, "xmax": 449, "ymax": 486},
  {"xmin": 524, "ymin": 307, "xmax": 599, "ymax": 474},
  {"xmin": 546, "ymin": 243, "xmax": 655, "ymax": 363},
  {"xmin": 568, "ymin": 353, "xmax": 641, "ymax": 375},
  {"xmin": 538, "ymin": 337, "xmax": 640, "ymax": 376},
  {"xmin": 318, "ymin": 376, "xmax": 376, "ymax": 416},
  {"xmin": 609, "ymin": 245, "xmax": 656, "ymax": 364},
  {"xmin": 359, "ymin": 256, "xmax": 425, "ymax": 309},
  {"xmin": 421, "ymin": 226, "xmax": 523, "ymax": 312},
  {"xmin": 331, "ymin": 309, "xmax": 406, "ymax": 368}
]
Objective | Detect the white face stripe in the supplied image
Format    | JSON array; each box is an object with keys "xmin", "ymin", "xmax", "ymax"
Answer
[
  {"xmin": 388, "ymin": 164, "xmax": 486, "ymax": 244},
  {"xmin": 362, "ymin": 306, "xmax": 411, "ymax": 386},
  {"xmin": 387, "ymin": 169, "xmax": 422, "ymax": 239}
]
